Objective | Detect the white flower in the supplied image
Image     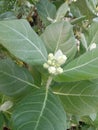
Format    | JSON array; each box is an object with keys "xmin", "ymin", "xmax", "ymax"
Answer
[
  {"xmin": 48, "ymin": 66, "xmax": 56, "ymax": 74},
  {"xmin": 43, "ymin": 50, "xmax": 67, "ymax": 75},
  {"xmin": 0, "ymin": 101, "xmax": 13, "ymax": 112},
  {"xmin": 54, "ymin": 50, "xmax": 67, "ymax": 65},
  {"xmin": 89, "ymin": 43, "xmax": 96, "ymax": 50},
  {"xmin": 56, "ymin": 67, "xmax": 63, "ymax": 74}
]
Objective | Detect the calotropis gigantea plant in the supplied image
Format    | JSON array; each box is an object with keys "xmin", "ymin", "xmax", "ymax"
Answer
[{"xmin": 1, "ymin": 0, "xmax": 98, "ymax": 130}]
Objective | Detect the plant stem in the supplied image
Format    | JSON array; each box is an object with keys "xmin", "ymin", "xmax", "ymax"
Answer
[{"xmin": 46, "ymin": 76, "xmax": 53, "ymax": 90}]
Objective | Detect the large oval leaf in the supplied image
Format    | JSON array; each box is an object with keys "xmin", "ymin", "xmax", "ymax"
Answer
[
  {"xmin": 55, "ymin": 48, "xmax": 98, "ymax": 82},
  {"xmin": 12, "ymin": 89, "xmax": 67, "ymax": 130},
  {"xmin": 41, "ymin": 21, "xmax": 77, "ymax": 60},
  {"xmin": 53, "ymin": 81, "xmax": 98, "ymax": 115},
  {"xmin": 55, "ymin": 2, "xmax": 69, "ymax": 21},
  {"xmin": 0, "ymin": 19, "xmax": 47, "ymax": 65},
  {"xmin": 0, "ymin": 58, "xmax": 37, "ymax": 96}
]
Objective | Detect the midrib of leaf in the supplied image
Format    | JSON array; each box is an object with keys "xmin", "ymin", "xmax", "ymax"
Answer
[
  {"xmin": 53, "ymin": 92, "xmax": 98, "ymax": 98},
  {"xmin": 0, "ymin": 22, "xmax": 47, "ymax": 62},
  {"xmin": 0, "ymin": 71, "xmax": 39, "ymax": 89},
  {"xmin": 64, "ymin": 56, "xmax": 98, "ymax": 73},
  {"xmin": 45, "ymin": 2, "xmax": 50, "ymax": 17},
  {"xmin": 34, "ymin": 88, "xmax": 48, "ymax": 130},
  {"xmin": 54, "ymin": 23, "xmax": 63, "ymax": 53}
]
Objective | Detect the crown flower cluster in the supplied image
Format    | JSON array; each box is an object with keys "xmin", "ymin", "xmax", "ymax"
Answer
[{"xmin": 43, "ymin": 50, "xmax": 67, "ymax": 75}]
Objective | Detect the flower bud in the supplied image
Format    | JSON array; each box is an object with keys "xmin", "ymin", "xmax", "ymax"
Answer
[
  {"xmin": 56, "ymin": 67, "xmax": 63, "ymax": 74},
  {"xmin": 43, "ymin": 63, "xmax": 49, "ymax": 69},
  {"xmin": 48, "ymin": 66, "xmax": 56, "ymax": 74},
  {"xmin": 54, "ymin": 50, "xmax": 67, "ymax": 65},
  {"xmin": 57, "ymin": 55, "xmax": 67, "ymax": 65},
  {"xmin": 47, "ymin": 60, "xmax": 52, "ymax": 65},
  {"xmin": 48, "ymin": 53, "xmax": 54, "ymax": 60}
]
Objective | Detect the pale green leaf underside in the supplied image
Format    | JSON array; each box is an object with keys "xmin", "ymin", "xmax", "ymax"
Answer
[
  {"xmin": 12, "ymin": 89, "xmax": 67, "ymax": 130},
  {"xmin": 0, "ymin": 58, "xmax": 36, "ymax": 96},
  {"xmin": 55, "ymin": 49, "xmax": 98, "ymax": 82},
  {"xmin": 0, "ymin": 19, "xmax": 47, "ymax": 65},
  {"xmin": 41, "ymin": 21, "xmax": 77, "ymax": 60},
  {"xmin": 53, "ymin": 81, "xmax": 98, "ymax": 115},
  {"xmin": 55, "ymin": 2, "xmax": 69, "ymax": 21}
]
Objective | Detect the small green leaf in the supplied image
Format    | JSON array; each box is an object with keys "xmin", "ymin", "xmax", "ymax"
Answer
[
  {"xmin": 41, "ymin": 21, "xmax": 77, "ymax": 60},
  {"xmin": 53, "ymin": 81, "xmax": 98, "ymax": 115},
  {"xmin": 55, "ymin": 49, "xmax": 98, "ymax": 82},
  {"xmin": 36, "ymin": 0, "xmax": 56, "ymax": 25},
  {"xmin": 86, "ymin": 0, "xmax": 98, "ymax": 16},
  {"xmin": 0, "ymin": 19, "xmax": 47, "ymax": 65},
  {"xmin": 86, "ymin": 22, "xmax": 98, "ymax": 47},
  {"xmin": 55, "ymin": 2, "xmax": 69, "ymax": 21},
  {"xmin": 0, "ymin": 58, "xmax": 36, "ymax": 96},
  {"xmin": 80, "ymin": 33, "xmax": 88, "ymax": 51},
  {"xmin": 12, "ymin": 89, "xmax": 67, "ymax": 130}
]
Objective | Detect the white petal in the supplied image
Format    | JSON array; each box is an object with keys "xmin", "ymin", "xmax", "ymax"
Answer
[
  {"xmin": 54, "ymin": 50, "xmax": 63, "ymax": 59},
  {"xmin": 89, "ymin": 43, "xmax": 96, "ymax": 50}
]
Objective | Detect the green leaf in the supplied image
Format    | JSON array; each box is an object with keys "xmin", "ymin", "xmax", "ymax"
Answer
[
  {"xmin": 55, "ymin": 49, "xmax": 98, "ymax": 82},
  {"xmin": 71, "ymin": 15, "xmax": 86, "ymax": 25},
  {"xmin": 53, "ymin": 81, "xmax": 98, "ymax": 115},
  {"xmin": 86, "ymin": 0, "xmax": 98, "ymax": 16},
  {"xmin": 36, "ymin": 0, "xmax": 56, "ymax": 25},
  {"xmin": 0, "ymin": 112, "xmax": 4, "ymax": 129},
  {"xmin": 70, "ymin": 0, "xmax": 94, "ymax": 19},
  {"xmin": 80, "ymin": 33, "xmax": 88, "ymax": 51},
  {"xmin": 55, "ymin": 2, "xmax": 69, "ymax": 21},
  {"xmin": 0, "ymin": 58, "xmax": 37, "ymax": 97},
  {"xmin": 0, "ymin": 11, "xmax": 16, "ymax": 20},
  {"xmin": 0, "ymin": 19, "xmax": 47, "ymax": 65},
  {"xmin": 81, "ymin": 115, "xmax": 94, "ymax": 126},
  {"xmin": 41, "ymin": 21, "xmax": 77, "ymax": 60},
  {"xmin": 12, "ymin": 89, "xmax": 67, "ymax": 130},
  {"xmin": 86, "ymin": 22, "xmax": 98, "ymax": 47}
]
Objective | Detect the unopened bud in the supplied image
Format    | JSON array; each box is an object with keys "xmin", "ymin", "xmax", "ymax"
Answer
[
  {"xmin": 48, "ymin": 53, "xmax": 54, "ymax": 60},
  {"xmin": 47, "ymin": 60, "xmax": 52, "ymax": 65},
  {"xmin": 54, "ymin": 50, "xmax": 67, "ymax": 65},
  {"xmin": 48, "ymin": 66, "xmax": 56, "ymax": 74},
  {"xmin": 56, "ymin": 67, "xmax": 63, "ymax": 74},
  {"xmin": 43, "ymin": 63, "xmax": 49, "ymax": 69},
  {"xmin": 57, "ymin": 55, "xmax": 67, "ymax": 65}
]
